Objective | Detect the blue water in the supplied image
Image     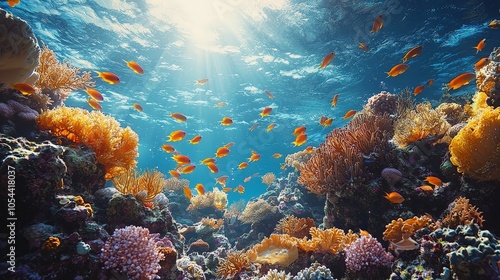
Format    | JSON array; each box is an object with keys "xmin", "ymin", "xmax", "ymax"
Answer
[{"xmin": 6, "ymin": 0, "xmax": 500, "ymax": 202}]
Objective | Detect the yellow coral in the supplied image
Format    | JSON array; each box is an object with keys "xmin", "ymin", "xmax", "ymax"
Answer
[
  {"xmin": 112, "ymin": 169, "xmax": 165, "ymax": 203},
  {"xmin": 37, "ymin": 107, "xmax": 139, "ymax": 179},
  {"xmin": 383, "ymin": 215, "xmax": 432, "ymax": 243},
  {"xmin": 261, "ymin": 172, "xmax": 276, "ymax": 185},
  {"xmin": 247, "ymin": 234, "xmax": 298, "ymax": 266}
]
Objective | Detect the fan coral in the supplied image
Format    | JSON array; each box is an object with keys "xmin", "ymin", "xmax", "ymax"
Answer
[
  {"xmin": 247, "ymin": 234, "xmax": 299, "ymax": 266},
  {"xmin": 262, "ymin": 172, "xmax": 276, "ymax": 185},
  {"xmin": 112, "ymin": 169, "xmax": 166, "ymax": 203},
  {"xmin": 238, "ymin": 199, "xmax": 278, "ymax": 224},
  {"xmin": 216, "ymin": 250, "xmax": 251, "ymax": 279},
  {"xmin": 442, "ymin": 197, "xmax": 484, "ymax": 228},
  {"xmin": 383, "ymin": 215, "xmax": 433, "ymax": 243},
  {"xmin": 364, "ymin": 91, "xmax": 397, "ymax": 116},
  {"xmin": 344, "ymin": 235, "xmax": 393, "ymax": 272},
  {"xmin": 0, "ymin": 9, "xmax": 40, "ymax": 85},
  {"xmin": 476, "ymin": 47, "xmax": 500, "ymax": 108},
  {"xmin": 100, "ymin": 226, "xmax": 164, "ymax": 280},
  {"xmin": 37, "ymin": 107, "xmax": 139, "ymax": 179},
  {"xmin": 275, "ymin": 215, "xmax": 315, "ymax": 238},
  {"xmin": 298, "ymin": 113, "xmax": 392, "ymax": 196}
]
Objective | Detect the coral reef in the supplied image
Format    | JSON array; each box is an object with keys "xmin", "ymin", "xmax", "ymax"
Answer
[
  {"xmin": 262, "ymin": 172, "xmax": 276, "ymax": 185},
  {"xmin": 239, "ymin": 199, "xmax": 278, "ymax": 224},
  {"xmin": 344, "ymin": 235, "xmax": 393, "ymax": 278},
  {"xmin": 476, "ymin": 47, "xmax": 500, "ymax": 108},
  {"xmin": 216, "ymin": 250, "xmax": 251, "ymax": 279},
  {"xmin": 442, "ymin": 197, "xmax": 484, "ymax": 228},
  {"xmin": 364, "ymin": 91, "xmax": 397, "ymax": 116},
  {"xmin": 112, "ymin": 168, "xmax": 166, "ymax": 204},
  {"xmin": 247, "ymin": 234, "xmax": 299, "ymax": 266},
  {"xmin": 275, "ymin": 215, "xmax": 315, "ymax": 238},
  {"xmin": 292, "ymin": 263, "xmax": 334, "ymax": 280},
  {"xmin": 383, "ymin": 215, "xmax": 433, "ymax": 243},
  {"xmin": 380, "ymin": 167, "xmax": 402, "ymax": 186}
]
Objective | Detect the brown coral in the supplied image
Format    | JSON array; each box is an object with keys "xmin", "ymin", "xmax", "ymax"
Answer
[
  {"xmin": 238, "ymin": 199, "xmax": 278, "ymax": 224},
  {"xmin": 37, "ymin": 107, "xmax": 139, "ymax": 179},
  {"xmin": 247, "ymin": 234, "xmax": 298, "ymax": 266},
  {"xmin": 112, "ymin": 169, "xmax": 165, "ymax": 203},
  {"xmin": 275, "ymin": 215, "xmax": 315, "ymax": 239},
  {"xmin": 261, "ymin": 172, "xmax": 276, "ymax": 185},
  {"xmin": 382, "ymin": 215, "xmax": 433, "ymax": 243},
  {"xmin": 42, "ymin": 236, "xmax": 60, "ymax": 251},
  {"xmin": 442, "ymin": 197, "xmax": 484, "ymax": 228},
  {"xmin": 216, "ymin": 250, "xmax": 251, "ymax": 279},
  {"xmin": 188, "ymin": 239, "xmax": 210, "ymax": 253},
  {"xmin": 435, "ymin": 102, "xmax": 470, "ymax": 126},
  {"xmin": 163, "ymin": 177, "xmax": 190, "ymax": 191}
]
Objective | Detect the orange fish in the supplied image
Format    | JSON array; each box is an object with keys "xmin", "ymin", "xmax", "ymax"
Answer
[
  {"xmin": 292, "ymin": 133, "xmax": 307, "ymax": 146},
  {"xmin": 323, "ymin": 118, "xmax": 333, "ymax": 127},
  {"xmin": 273, "ymin": 153, "xmax": 282, "ymax": 158},
  {"xmin": 319, "ymin": 52, "xmax": 335, "ymax": 69},
  {"xmin": 195, "ymin": 78, "xmax": 209, "ymax": 85},
  {"xmin": 12, "ymin": 83, "xmax": 36, "ymax": 96},
  {"xmin": 319, "ymin": 116, "xmax": 327, "ymax": 126},
  {"xmin": 238, "ymin": 162, "xmax": 248, "ymax": 169},
  {"xmin": 343, "ymin": 110, "xmax": 356, "ymax": 119},
  {"xmin": 293, "ymin": 126, "xmax": 306, "ymax": 135},
  {"xmin": 249, "ymin": 123, "xmax": 258, "ymax": 131},
  {"xmin": 488, "ymin": 19, "xmax": 500, "ymax": 29},
  {"xmin": 216, "ymin": 147, "xmax": 230, "ymax": 158},
  {"xmin": 195, "ymin": 183, "xmax": 205, "ymax": 195},
  {"xmin": 85, "ymin": 88, "xmax": 104, "ymax": 101},
  {"xmin": 426, "ymin": 79, "xmax": 434, "ymax": 86},
  {"xmin": 474, "ymin": 58, "xmax": 489, "ymax": 71},
  {"xmin": 266, "ymin": 123, "xmax": 276, "ymax": 132},
  {"xmin": 387, "ymin": 63, "xmax": 409, "ymax": 77},
  {"xmin": 87, "ymin": 98, "xmax": 102, "ymax": 110},
  {"xmin": 244, "ymin": 175, "xmax": 252, "ymax": 183},
  {"xmin": 260, "ymin": 107, "xmax": 272, "ymax": 118},
  {"xmin": 305, "ymin": 146, "xmax": 314, "ymax": 153},
  {"xmin": 233, "ymin": 185, "xmax": 245, "ymax": 194},
  {"xmin": 220, "ymin": 117, "xmax": 233, "ymax": 126},
  {"xmin": 7, "ymin": 0, "xmax": 20, "ymax": 7},
  {"xmin": 265, "ymin": 90, "xmax": 275, "ymax": 99},
  {"xmin": 417, "ymin": 185, "xmax": 434, "ymax": 193},
  {"xmin": 169, "ymin": 170, "xmax": 181, "ymax": 178},
  {"xmin": 222, "ymin": 187, "xmax": 232, "ymax": 193},
  {"xmin": 474, "ymin": 38, "xmax": 486, "ymax": 53},
  {"xmin": 402, "ymin": 46, "xmax": 423, "ymax": 63},
  {"xmin": 447, "ymin": 73, "xmax": 475, "ymax": 90},
  {"xmin": 167, "ymin": 130, "xmax": 186, "ymax": 142},
  {"xmin": 224, "ymin": 142, "xmax": 235, "ymax": 148},
  {"xmin": 424, "ymin": 176, "xmax": 442, "ymax": 187},
  {"xmin": 189, "ymin": 135, "xmax": 202, "ymax": 144},
  {"xmin": 170, "ymin": 112, "xmax": 187, "ymax": 122},
  {"xmin": 181, "ymin": 165, "xmax": 196, "ymax": 174},
  {"xmin": 384, "ymin": 192, "xmax": 405, "ymax": 204},
  {"xmin": 331, "ymin": 94, "xmax": 339, "ymax": 107},
  {"xmin": 248, "ymin": 151, "xmax": 261, "ymax": 162},
  {"xmin": 162, "ymin": 144, "xmax": 176, "ymax": 153},
  {"xmin": 359, "ymin": 43, "xmax": 370, "ymax": 52},
  {"xmin": 413, "ymin": 85, "xmax": 424, "ymax": 96},
  {"xmin": 132, "ymin": 103, "xmax": 143, "ymax": 112},
  {"xmin": 371, "ymin": 15, "xmax": 384, "ymax": 33},
  {"xmin": 200, "ymin": 157, "xmax": 216, "ymax": 164},
  {"xmin": 172, "ymin": 154, "xmax": 191, "ymax": 165},
  {"xmin": 206, "ymin": 162, "xmax": 219, "ymax": 173},
  {"xmin": 215, "ymin": 101, "xmax": 227, "ymax": 107},
  {"xmin": 215, "ymin": 175, "xmax": 229, "ymax": 186},
  {"xmin": 124, "ymin": 60, "xmax": 144, "ymax": 74},
  {"xmin": 183, "ymin": 186, "xmax": 192, "ymax": 200},
  {"xmin": 95, "ymin": 71, "xmax": 120, "ymax": 84}
]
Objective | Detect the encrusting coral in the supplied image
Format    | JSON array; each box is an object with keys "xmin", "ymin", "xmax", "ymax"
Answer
[
  {"xmin": 37, "ymin": 107, "xmax": 139, "ymax": 179},
  {"xmin": 112, "ymin": 168, "xmax": 166, "ymax": 204},
  {"xmin": 442, "ymin": 197, "xmax": 484, "ymax": 228}
]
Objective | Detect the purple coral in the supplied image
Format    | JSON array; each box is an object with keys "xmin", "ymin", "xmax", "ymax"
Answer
[
  {"xmin": 381, "ymin": 167, "xmax": 402, "ymax": 186},
  {"xmin": 365, "ymin": 91, "xmax": 396, "ymax": 116},
  {"xmin": 345, "ymin": 236, "xmax": 394, "ymax": 272}
]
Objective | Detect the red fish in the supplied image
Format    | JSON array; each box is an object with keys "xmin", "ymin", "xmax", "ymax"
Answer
[
  {"xmin": 371, "ymin": 15, "xmax": 383, "ymax": 33},
  {"xmin": 343, "ymin": 110, "xmax": 356, "ymax": 119},
  {"xmin": 319, "ymin": 52, "xmax": 335, "ymax": 69},
  {"xmin": 132, "ymin": 103, "xmax": 143, "ymax": 112},
  {"xmin": 87, "ymin": 98, "xmax": 102, "ymax": 110},
  {"xmin": 474, "ymin": 38, "xmax": 486, "ymax": 53},
  {"xmin": 359, "ymin": 43, "xmax": 370, "ymax": 52},
  {"xmin": 238, "ymin": 162, "xmax": 248, "ymax": 169},
  {"xmin": 220, "ymin": 117, "xmax": 233, "ymax": 126},
  {"xmin": 167, "ymin": 130, "xmax": 186, "ymax": 142},
  {"xmin": 413, "ymin": 85, "xmax": 424, "ymax": 96},
  {"xmin": 189, "ymin": 135, "xmax": 202, "ymax": 144},
  {"xmin": 215, "ymin": 147, "xmax": 230, "ymax": 158},
  {"xmin": 161, "ymin": 144, "xmax": 175, "ymax": 153},
  {"xmin": 183, "ymin": 186, "xmax": 192, "ymax": 200},
  {"xmin": 195, "ymin": 184, "xmax": 205, "ymax": 195},
  {"xmin": 248, "ymin": 151, "xmax": 261, "ymax": 162},
  {"xmin": 8, "ymin": 0, "xmax": 20, "ymax": 7},
  {"xmin": 266, "ymin": 123, "xmax": 276, "ymax": 132},
  {"xmin": 172, "ymin": 154, "xmax": 191, "ymax": 165},
  {"xmin": 384, "ymin": 192, "xmax": 404, "ymax": 204},
  {"xmin": 331, "ymin": 94, "xmax": 339, "ymax": 107},
  {"xmin": 265, "ymin": 90, "xmax": 275, "ymax": 99},
  {"xmin": 474, "ymin": 58, "xmax": 489, "ymax": 71},
  {"xmin": 293, "ymin": 126, "xmax": 306, "ymax": 135},
  {"xmin": 488, "ymin": 19, "xmax": 500, "ymax": 29},
  {"xmin": 260, "ymin": 107, "xmax": 272, "ymax": 117},
  {"xmin": 180, "ymin": 165, "xmax": 196, "ymax": 174},
  {"xmin": 292, "ymin": 133, "xmax": 307, "ymax": 146},
  {"xmin": 206, "ymin": 162, "xmax": 219, "ymax": 173},
  {"xmin": 426, "ymin": 79, "xmax": 434, "ymax": 86},
  {"xmin": 170, "ymin": 112, "xmax": 187, "ymax": 122}
]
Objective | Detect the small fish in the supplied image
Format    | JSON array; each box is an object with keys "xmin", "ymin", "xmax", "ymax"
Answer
[
  {"xmin": 265, "ymin": 90, "xmax": 275, "ymax": 99},
  {"xmin": 244, "ymin": 175, "xmax": 252, "ymax": 183},
  {"xmin": 222, "ymin": 187, "xmax": 232, "ymax": 193},
  {"xmin": 305, "ymin": 146, "xmax": 314, "ymax": 153},
  {"xmin": 195, "ymin": 78, "xmax": 209, "ymax": 85},
  {"xmin": 343, "ymin": 110, "xmax": 356, "ymax": 119},
  {"xmin": 183, "ymin": 186, "xmax": 192, "ymax": 200},
  {"xmin": 95, "ymin": 71, "xmax": 120, "ymax": 84},
  {"xmin": 180, "ymin": 165, "xmax": 196, "ymax": 174},
  {"xmin": 167, "ymin": 130, "xmax": 186, "ymax": 142},
  {"xmin": 124, "ymin": 60, "xmax": 144, "ymax": 74},
  {"xmin": 447, "ymin": 73, "xmax": 475, "ymax": 90},
  {"xmin": 323, "ymin": 118, "xmax": 333, "ymax": 127},
  {"xmin": 224, "ymin": 142, "xmax": 235, "ymax": 148},
  {"xmin": 238, "ymin": 162, "xmax": 248, "ymax": 169},
  {"xmin": 12, "ymin": 83, "xmax": 36, "ymax": 96},
  {"xmin": 371, "ymin": 15, "xmax": 384, "ymax": 33},
  {"xmin": 273, "ymin": 153, "xmax": 282, "ymax": 158},
  {"xmin": 248, "ymin": 150, "xmax": 261, "ymax": 162},
  {"xmin": 474, "ymin": 38, "xmax": 486, "ymax": 53},
  {"xmin": 220, "ymin": 117, "xmax": 233, "ymax": 126},
  {"xmin": 387, "ymin": 63, "xmax": 409, "ymax": 77},
  {"xmin": 249, "ymin": 123, "xmax": 258, "ymax": 131},
  {"xmin": 319, "ymin": 52, "xmax": 335, "ymax": 69},
  {"xmin": 413, "ymin": 85, "xmax": 424, "ymax": 96},
  {"xmin": 87, "ymin": 98, "xmax": 102, "ymax": 110},
  {"xmin": 195, "ymin": 183, "xmax": 205, "ymax": 195},
  {"xmin": 200, "ymin": 157, "xmax": 216, "ymax": 164},
  {"xmin": 292, "ymin": 133, "xmax": 307, "ymax": 146},
  {"xmin": 172, "ymin": 154, "xmax": 191, "ymax": 165},
  {"xmin": 260, "ymin": 107, "xmax": 272, "ymax": 118},
  {"xmin": 215, "ymin": 175, "xmax": 229, "ymax": 186},
  {"xmin": 169, "ymin": 170, "xmax": 181, "ymax": 178},
  {"xmin": 426, "ymin": 79, "xmax": 434, "ymax": 86},
  {"xmin": 266, "ymin": 123, "xmax": 276, "ymax": 132},
  {"xmin": 402, "ymin": 46, "xmax": 423, "ymax": 63},
  {"xmin": 215, "ymin": 146, "xmax": 230, "ymax": 158},
  {"xmin": 359, "ymin": 229, "xmax": 371, "ymax": 237},
  {"xmin": 331, "ymin": 94, "xmax": 339, "ymax": 107},
  {"xmin": 474, "ymin": 58, "xmax": 489, "ymax": 71},
  {"xmin": 384, "ymin": 192, "xmax": 405, "ymax": 204},
  {"xmin": 8, "ymin": 0, "xmax": 20, "ymax": 7},
  {"xmin": 417, "ymin": 185, "xmax": 434, "ymax": 193},
  {"xmin": 170, "ymin": 112, "xmax": 187, "ymax": 122},
  {"xmin": 319, "ymin": 116, "xmax": 327, "ymax": 126},
  {"xmin": 424, "ymin": 176, "xmax": 442, "ymax": 187},
  {"xmin": 359, "ymin": 43, "xmax": 370, "ymax": 52},
  {"xmin": 233, "ymin": 185, "xmax": 245, "ymax": 194},
  {"xmin": 132, "ymin": 103, "xmax": 143, "ymax": 112},
  {"xmin": 293, "ymin": 126, "xmax": 306, "ymax": 135},
  {"xmin": 85, "ymin": 87, "xmax": 104, "ymax": 101},
  {"xmin": 206, "ymin": 162, "xmax": 219, "ymax": 173},
  {"xmin": 488, "ymin": 19, "xmax": 500, "ymax": 29},
  {"xmin": 162, "ymin": 144, "xmax": 176, "ymax": 153},
  {"xmin": 215, "ymin": 101, "xmax": 228, "ymax": 107},
  {"xmin": 189, "ymin": 135, "xmax": 202, "ymax": 144}
]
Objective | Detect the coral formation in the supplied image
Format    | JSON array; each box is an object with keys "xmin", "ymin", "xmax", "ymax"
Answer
[
  {"xmin": 275, "ymin": 215, "xmax": 315, "ymax": 238},
  {"xmin": 188, "ymin": 239, "xmax": 210, "ymax": 253},
  {"xmin": 364, "ymin": 91, "xmax": 397, "ymax": 116},
  {"xmin": 297, "ymin": 227, "xmax": 358, "ymax": 254},
  {"xmin": 164, "ymin": 177, "xmax": 190, "ymax": 191},
  {"xmin": 201, "ymin": 217, "xmax": 224, "ymax": 229},
  {"xmin": 247, "ymin": 234, "xmax": 299, "ymax": 266},
  {"xmin": 380, "ymin": 167, "xmax": 402, "ymax": 186},
  {"xmin": 262, "ymin": 172, "xmax": 276, "ymax": 185},
  {"xmin": 37, "ymin": 107, "xmax": 139, "ymax": 179},
  {"xmin": 283, "ymin": 148, "xmax": 316, "ymax": 169},
  {"xmin": 238, "ymin": 199, "xmax": 278, "ymax": 224},
  {"xmin": 292, "ymin": 262, "xmax": 334, "ymax": 280},
  {"xmin": 41, "ymin": 236, "xmax": 61, "ymax": 251},
  {"xmin": 382, "ymin": 215, "xmax": 433, "ymax": 243},
  {"xmin": 476, "ymin": 47, "xmax": 500, "ymax": 108},
  {"xmin": 112, "ymin": 168, "xmax": 166, "ymax": 203},
  {"xmin": 442, "ymin": 197, "xmax": 484, "ymax": 228},
  {"xmin": 435, "ymin": 102, "xmax": 469, "ymax": 126},
  {"xmin": 187, "ymin": 187, "xmax": 228, "ymax": 211},
  {"xmin": 216, "ymin": 250, "xmax": 251, "ymax": 279},
  {"xmin": 344, "ymin": 235, "xmax": 393, "ymax": 272}
]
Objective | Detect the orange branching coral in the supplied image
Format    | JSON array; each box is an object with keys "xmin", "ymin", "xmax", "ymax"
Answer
[
  {"xmin": 261, "ymin": 172, "xmax": 276, "ymax": 185},
  {"xmin": 42, "ymin": 236, "xmax": 61, "ymax": 251},
  {"xmin": 275, "ymin": 215, "xmax": 315, "ymax": 239},
  {"xmin": 382, "ymin": 215, "xmax": 433, "ymax": 243},
  {"xmin": 201, "ymin": 217, "xmax": 224, "ymax": 229},
  {"xmin": 216, "ymin": 250, "xmax": 251, "ymax": 279},
  {"xmin": 442, "ymin": 197, "xmax": 484, "ymax": 228},
  {"xmin": 37, "ymin": 107, "xmax": 139, "ymax": 179},
  {"xmin": 297, "ymin": 227, "xmax": 358, "ymax": 254},
  {"xmin": 247, "ymin": 234, "xmax": 299, "ymax": 267},
  {"xmin": 112, "ymin": 169, "xmax": 165, "ymax": 203},
  {"xmin": 238, "ymin": 199, "xmax": 278, "ymax": 224},
  {"xmin": 187, "ymin": 188, "xmax": 228, "ymax": 211},
  {"xmin": 298, "ymin": 113, "xmax": 392, "ymax": 196}
]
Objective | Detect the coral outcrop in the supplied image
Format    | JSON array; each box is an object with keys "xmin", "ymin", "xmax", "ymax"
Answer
[
  {"xmin": 476, "ymin": 47, "xmax": 500, "ymax": 108},
  {"xmin": 442, "ymin": 197, "xmax": 484, "ymax": 228},
  {"xmin": 364, "ymin": 91, "xmax": 397, "ymax": 116}
]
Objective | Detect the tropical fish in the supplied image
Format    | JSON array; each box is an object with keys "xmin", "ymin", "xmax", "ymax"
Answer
[
  {"xmin": 474, "ymin": 58, "xmax": 489, "ymax": 71},
  {"xmin": 424, "ymin": 176, "xmax": 442, "ymax": 187},
  {"xmin": 195, "ymin": 183, "xmax": 205, "ymax": 195},
  {"xmin": 215, "ymin": 147, "xmax": 230, "ymax": 158},
  {"xmin": 359, "ymin": 229, "xmax": 371, "ymax": 237},
  {"xmin": 266, "ymin": 123, "xmax": 276, "ymax": 132},
  {"xmin": 238, "ymin": 162, "xmax": 248, "ymax": 169},
  {"xmin": 386, "ymin": 63, "xmax": 409, "ymax": 77},
  {"xmin": 447, "ymin": 73, "xmax": 475, "ymax": 90},
  {"xmin": 331, "ymin": 94, "xmax": 339, "ymax": 107},
  {"xmin": 248, "ymin": 151, "xmax": 261, "ymax": 162},
  {"xmin": 402, "ymin": 46, "xmax": 423, "ymax": 63},
  {"xmin": 124, "ymin": 60, "xmax": 144, "ymax": 74},
  {"xmin": 359, "ymin": 42, "xmax": 370, "ymax": 52},
  {"xmin": 293, "ymin": 126, "xmax": 306, "ymax": 135},
  {"xmin": 343, "ymin": 110, "xmax": 356, "ymax": 119},
  {"xmin": 224, "ymin": 142, "xmax": 235, "ymax": 148},
  {"xmin": 195, "ymin": 78, "xmax": 209, "ymax": 85},
  {"xmin": 260, "ymin": 107, "xmax": 272, "ymax": 117},
  {"xmin": 206, "ymin": 162, "xmax": 219, "ymax": 173},
  {"xmin": 183, "ymin": 186, "xmax": 192, "ymax": 200},
  {"xmin": 323, "ymin": 118, "xmax": 333, "ymax": 127},
  {"xmin": 167, "ymin": 130, "xmax": 186, "ymax": 142},
  {"xmin": 292, "ymin": 133, "xmax": 307, "ymax": 146},
  {"xmin": 319, "ymin": 52, "xmax": 335, "ymax": 69},
  {"xmin": 222, "ymin": 187, "xmax": 232, "ymax": 193},
  {"xmin": 371, "ymin": 15, "xmax": 384, "ymax": 33},
  {"xmin": 169, "ymin": 170, "xmax": 181, "ymax": 178},
  {"xmin": 319, "ymin": 116, "xmax": 327, "ymax": 126},
  {"xmin": 273, "ymin": 153, "xmax": 282, "ymax": 158},
  {"xmin": 265, "ymin": 90, "xmax": 275, "ymax": 99},
  {"xmin": 200, "ymin": 157, "xmax": 216, "ymax": 164},
  {"xmin": 215, "ymin": 101, "xmax": 227, "ymax": 107},
  {"xmin": 87, "ymin": 98, "xmax": 102, "ymax": 110},
  {"xmin": 132, "ymin": 103, "xmax": 143, "ymax": 112},
  {"xmin": 189, "ymin": 135, "xmax": 202, "ymax": 144},
  {"xmin": 417, "ymin": 185, "xmax": 434, "ymax": 193},
  {"xmin": 170, "ymin": 112, "xmax": 187, "ymax": 122},
  {"xmin": 161, "ymin": 144, "xmax": 175, "ymax": 153},
  {"xmin": 181, "ymin": 165, "xmax": 196, "ymax": 174},
  {"xmin": 249, "ymin": 123, "xmax": 258, "ymax": 131},
  {"xmin": 233, "ymin": 185, "xmax": 245, "ymax": 194},
  {"xmin": 305, "ymin": 146, "xmax": 314, "ymax": 153},
  {"xmin": 215, "ymin": 175, "xmax": 229, "ymax": 186},
  {"xmin": 95, "ymin": 71, "xmax": 120, "ymax": 84},
  {"xmin": 384, "ymin": 192, "xmax": 405, "ymax": 204},
  {"xmin": 426, "ymin": 79, "xmax": 434, "ymax": 86},
  {"xmin": 172, "ymin": 154, "xmax": 191, "ymax": 165},
  {"xmin": 8, "ymin": 0, "xmax": 20, "ymax": 7},
  {"xmin": 85, "ymin": 88, "xmax": 104, "ymax": 101},
  {"xmin": 12, "ymin": 83, "xmax": 36, "ymax": 96},
  {"xmin": 413, "ymin": 85, "xmax": 424, "ymax": 96},
  {"xmin": 474, "ymin": 38, "xmax": 486, "ymax": 53},
  {"xmin": 244, "ymin": 175, "xmax": 252, "ymax": 182},
  {"xmin": 488, "ymin": 19, "xmax": 500, "ymax": 29},
  {"xmin": 220, "ymin": 117, "xmax": 233, "ymax": 126}
]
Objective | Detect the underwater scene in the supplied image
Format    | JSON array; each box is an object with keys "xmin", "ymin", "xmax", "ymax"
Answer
[{"xmin": 1, "ymin": 0, "xmax": 500, "ymax": 279}]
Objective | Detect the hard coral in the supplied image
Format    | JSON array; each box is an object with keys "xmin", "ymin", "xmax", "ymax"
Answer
[
  {"xmin": 216, "ymin": 250, "xmax": 251, "ymax": 279},
  {"xmin": 37, "ymin": 107, "xmax": 139, "ymax": 179},
  {"xmin": 238, "ymin": 198, "xmax": 278, "ymax": 224},
  {"xmin": 345, "ymin": 235, "xmax": 393, "ymax": 272},
  {"xmin": 297, "ymin": 227, "xmax": 358, "ymax": 254},
  {"xmin": 41, "ymin": 236, "xmax": 61, "ymax": 251},
  {"xmin": 112, "ymin": 168, "xmax": 165, "ymax": 203},
  {"xmin": 247, "ymin": 234, "xmax": 299, "ymax": 266},
  {"xmin": 187, "ymin": 187, "xmax": 228, "ymax": 211},
  {"xmin": 383, "ymin": 215, "xmax": 433, "ymax": 243},
  {"xmin": 442, "ymin": 197, "xmax": 484, "ymax": 228},
  {"xmin": 476, "ymin": 47, "xmax": 500, "ymax": 108},
  {"xmin": 275, "ymin": 215, "xmax": 315, "ymax": 238},
  {"xmin": 364, "ymin": 91, "xmax": 397, "ymax": 116}
]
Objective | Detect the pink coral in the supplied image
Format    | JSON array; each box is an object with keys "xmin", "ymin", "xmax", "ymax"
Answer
[
  {"xmin": 365, "ymin": 91, "xmax": 397, "ymax": 116},
  {"xmin": 345, "ymin": 236, "xmax": 393, "ymax": 272}
]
